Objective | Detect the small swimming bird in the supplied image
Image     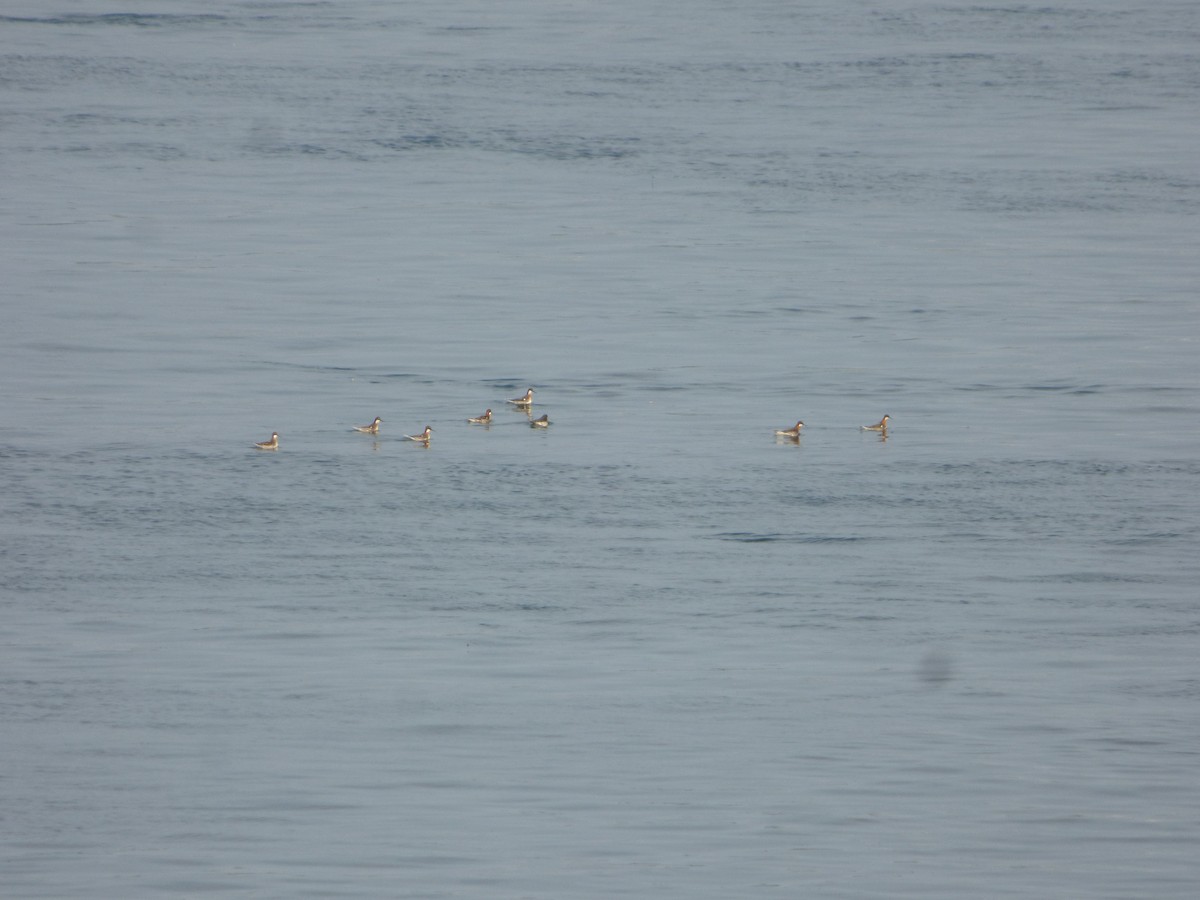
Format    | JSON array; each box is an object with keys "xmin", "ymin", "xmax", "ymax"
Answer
[
  {"xmin": 774, "ymin": 421, "xmax": 805, "ymax": 438},
  {"xmin": 353, "ymin": 416, "xmax": 382, "ymax": 434},
  {"xmin": 530, "ymin": 414, "xmax": 550, "ymax": 428},
  {"xmin": 404, "ymin": 426, "xmax": 433, "ymax": 443},
  {"xmin": 861, "ymin": 415, "xmax": 890, "ymax": 432},
  {"xmin": 507, "ymin": 388, "xmax": 535, "ymax": 407},
  {"xmin": 254, "ymin": 432, "xmax": 279, "ymax": 451},
  {"xmin": 467, "ymin": 409, "xmax": 492, "ymax": 424}
]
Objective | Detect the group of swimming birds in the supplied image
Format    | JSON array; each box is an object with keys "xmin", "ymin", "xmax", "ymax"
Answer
[
  {"xmin": 253, "ymin": 388, "xmax": 890, "ymax": 451},
  {"xmin": 774, "ymin": 414, "xmax": 890, "ymax": 439},
  {"xmin": 252, "ymin": 388, "xmax": 546, "ymax": 450}
]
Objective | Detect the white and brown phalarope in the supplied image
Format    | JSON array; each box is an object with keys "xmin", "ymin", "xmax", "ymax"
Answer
[
  {"xmin": 530, "ymin": 414, "xmax": 550, "ymax": 428},
  {"xmin": 861, "ymin": 415, "xmax": 890, "ymax": 432},
  {"xmin": 404, "ymin": 426, "xmax": 433, "ymax": 443},
  {"xmin": 774, "ymin": 421, "xmax": 805, "ymax": 438},
  {"xmin": 507, "ymin": 388, "xmax": 535, "ymax": 407},
  {"xmin": 353, "ymin": 416, "xmax": 382, "ymax": 434},
  {"xmin": 467, "ymin": 409, "xmax": 493, "ymax": 424},
  {"xmin": 254, "ymin": 432, "xmax": 279, "ymax": 450}
]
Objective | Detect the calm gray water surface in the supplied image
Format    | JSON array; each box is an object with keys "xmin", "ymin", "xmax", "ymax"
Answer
[{"xmin": 3, "ymin": 1, "xmax": 1199, "ymax": 897}]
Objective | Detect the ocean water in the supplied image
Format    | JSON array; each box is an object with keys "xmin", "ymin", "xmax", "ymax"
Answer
[{"xmin": 2, "ymin": 1, "xmax": 1199, "ymax": 897}]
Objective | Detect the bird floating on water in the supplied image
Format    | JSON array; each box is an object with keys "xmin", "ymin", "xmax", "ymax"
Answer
[
  {"xmin": 467, "ymin": 409, "xmax": 492, "ymax": 424},
  {"xmin": 774, "ymin": 421, "xmax": 805, "ymax": 438},
  {"xmin": 254, "ymin": 432, "xmax": 279, "ymax": 451},
  {"xmin": 353, "ymin": 416, "xmax": 382, "ymax": 434},
  {"xmin": 404, "ymin": 426, "xmax": 433, "ymax": 444},
  {"xmin": 530, "ymin": 414, "xmax": 550, "ymax": 428},
  {"xmin": 861, "ymin": 415, "xmax": 890, "ymax": 432},
  {"xmin": 507, "ymin": 389, "xmax": 535, "ymax": 407}
]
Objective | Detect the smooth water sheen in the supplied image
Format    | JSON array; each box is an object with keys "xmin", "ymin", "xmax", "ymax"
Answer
[{"xmin": 3, "ymin": 2, "xmax": 1199, "ymax": 897}]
